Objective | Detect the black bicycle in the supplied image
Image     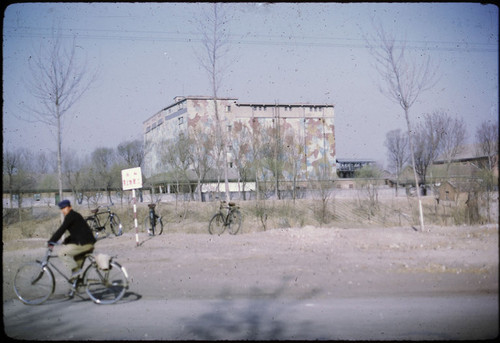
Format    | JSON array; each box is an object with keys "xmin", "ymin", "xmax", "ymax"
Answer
[
  {"xmin": 85, "ymin": 205, "xmax": 123, "ymax": 239},
  {"xmin": 208, "ymin": 201, "xmax": 242, "ymax": 235},
  {"xmin": 13, "ymin": 243, "xmax": 129, "ymax": 305},
  {"xmin": 144, "ymin": 203, "xmax": 163, "ymax": 236}
]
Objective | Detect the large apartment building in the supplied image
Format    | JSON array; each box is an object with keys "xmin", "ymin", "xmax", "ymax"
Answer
[{"xmin": 143, "ymin": 96, "xmax": 335, "ymax": 181}]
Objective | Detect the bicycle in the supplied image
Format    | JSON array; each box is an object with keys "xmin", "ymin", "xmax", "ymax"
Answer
[
  {"xmin": 208, "ymin": 201, "xmax": 242, "ymax": 235},
  {"xmin": 144, "ymin": 203, "xmax": 163, "ymax": 236},
  {"xmin": 13, "ymin": 243, "xmax": 129, "ymax": 305},
  {"xmin": 85, "ymin": 205, "xmax": 123, "ymax": 239}
]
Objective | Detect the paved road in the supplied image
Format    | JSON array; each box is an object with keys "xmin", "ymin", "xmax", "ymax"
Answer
[{"xmin": 4, "ymin": 293, "xmax": 498, "ymax": 340}]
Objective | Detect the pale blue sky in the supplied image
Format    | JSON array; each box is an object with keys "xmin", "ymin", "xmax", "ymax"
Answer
[{"xmin": 3, "ymin": 2, "xmax": 498, "ymax": 167}]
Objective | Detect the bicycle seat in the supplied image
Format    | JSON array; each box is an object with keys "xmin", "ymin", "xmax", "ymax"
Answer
[
  {"xmin": 148, "ymin": 204, "xmax": 156, "ymax": 209},
  {"xmin": 228, "ymin": 202, "xmax": 236, "ymax": 207},
  {"xmin": 90, "ymin": 209, "xmax": 99, "ymax": 214}
]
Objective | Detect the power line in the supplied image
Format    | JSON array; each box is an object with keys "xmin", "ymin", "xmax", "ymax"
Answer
[{"xmin": 4, "ymin": 26, "xmax": 498, "ymax": 53}]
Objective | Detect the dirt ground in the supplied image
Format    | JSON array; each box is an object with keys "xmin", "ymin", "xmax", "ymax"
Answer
[
  {"xmin": 3, "ymin": 223, "xmax": 498, "ymax": 301},
  {"xmin": 2, "ymin": 223, "xmax": 499, "ymax": 340}
]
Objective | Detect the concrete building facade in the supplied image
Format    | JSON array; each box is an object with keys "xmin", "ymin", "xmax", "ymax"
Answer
[{"xmin": 143, "ymin": 96, "xmax": 335, "ymax": 181}]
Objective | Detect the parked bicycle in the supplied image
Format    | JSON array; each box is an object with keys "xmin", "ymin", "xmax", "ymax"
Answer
[
  {"xmin": 13, "ymin": 243, "xmax": 129, "ymax": 305},
  {"xmin": 85, "ymin": 205, "xmax": 123, "ymax": 239},
  {"xmin": 208, "ymin": 201, "xmax": 242, "ymax": 235},
  {"xmin": 145, "ymin": 203, "xmax": 163, "ymax": 236}
]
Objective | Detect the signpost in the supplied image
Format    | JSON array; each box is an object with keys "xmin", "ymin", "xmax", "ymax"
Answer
[{"xmin": 121, "ymin": 167, "xmax": 143, "ymax": 246}]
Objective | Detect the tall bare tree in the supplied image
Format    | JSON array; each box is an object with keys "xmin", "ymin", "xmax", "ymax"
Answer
[
  {"xmin": 365, "ymin": 23, "xmax": 439, "ymax": 231},
  {"xmin": 196, "ymin": 3, "xmax": 233, "ymax": 201},
  {"xmin": 24, "ymin": 32, "xmax": 96, "ymax": 208}
]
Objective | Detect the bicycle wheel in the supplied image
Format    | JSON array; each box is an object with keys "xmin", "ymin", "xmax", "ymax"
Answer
[
  {"xmin": 109, "ymin": 214, "xmax": 123, "ymax": 236},
  {"xmin": 154, "ymin": 217, "xmax": 163, "ymax": 235},
  {"xmin": 208, "ymin": 213, "xmax": 226, "ymax": 235},
  {"xmin": 84, "ymin": 261, "xmax": 129, "ymax": 305},
  {"xmin": 13, "ymin": 262, "xmax": 55, "ymax": 305},
  {"xmin": 227, "ymin": 209, "xmax": 242, "ymax": 235}
]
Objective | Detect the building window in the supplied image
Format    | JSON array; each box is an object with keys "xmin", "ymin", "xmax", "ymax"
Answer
[
  {"xmin": 226, "ymin": 105, "xmax": 231, "ymax": 112},
  {"xmin": 227, "ymin": 124, "xmax": 232, "ymax": 133},
  {"xmin": 178, "ymin": 117, "xmax": 183, "ymax": 125}
]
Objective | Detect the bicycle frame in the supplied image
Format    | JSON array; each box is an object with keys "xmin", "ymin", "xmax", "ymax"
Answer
[
  {"xmin": 89, "ymin": 206, "xmax": 114, "ymax": 227},
  {"xmin": 146, "ymin": 203, "xmax": 164, "ymax": 236},
  {"xmin": 86, "ymin": 205, "xmax": 122, "ymax": 237},
  {"xmin": 38, "ymin": 249, "xmax": 89, "ymax": 284},
  {"xmin": 220, "ymin": 201, "xmax": 237, "ymax": 225},
  {"xmin": 148, "ymin": 204, "xmax": 158, "ymax": 227}
]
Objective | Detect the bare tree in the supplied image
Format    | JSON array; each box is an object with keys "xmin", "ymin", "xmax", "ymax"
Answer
[
  {"xmin": 475, "ymin": 119, "xmax": 499, "ymax": 222},
  {"xmin": 384, "ymin": 129, "xmax": 410, "ymax": 196},
  {"xmin": 117, "ymin": 139, "xmax": 145, "ymax": 168},
  {"xmin": 227, "ymin": 122, "xmax": 253, "ymax": 200},
  {"xmin": 438, "ymin": 112, "xmax": 467, "ymax": 172},
  {"xmin": 476, "ymin": 120, "xmax": 499, "ymax": 172},
  {"xmin": 310, "ymin": 160, "xmax": 337, "ymax": 226},
  {"xmin": 24, "ymin": 31, "xmax": 96, "ymax": 207},
  {"xmin": 188, "ymin": 127, "xmax": 215, "ymax": 201},
  {"xmin": 413, "ymin": 111, "xmax": 450, "ymax": 193},
  {"xmin": 159, "ymin": 134, "xmax": 192, "ymax": 199},
  {"xmin": 283, "ymin": 132, "xmax": 305, "ymax": 202},
  {"xmin": 90, "ymin": 147, "xmax": 118, "ymax": 204},
  {"xmin": 2, "ymin": 148, "xmax": 36, "ymax": 216},
  {"xmin": 3, "ymin": 148, "xmax": 22, "ymax": 209},
  {"xmin": 196, "ymin": 3, "xmax": 233, "ymax": 201},
  {"xmin": 260, "ymin": 124, "xmax": 287, "ymax": 199},
  {"xmin": 62, "ymin": 149, "xmax": 86, "ymax": 204},
  {"xmin": 355, "ymin": 164, "xmax": 382, "ymax": 220},
  {"xmin": 365, "ymin": 23, "xmax": 439, "ymax": 231}
]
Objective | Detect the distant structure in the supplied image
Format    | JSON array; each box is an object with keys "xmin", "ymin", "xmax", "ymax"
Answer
[
  {"xmin": 336, "ymin": 158, "xmax": 375, "ymax": 178},
  {"xmin": 143, "ymin": 96, "xmax": 335, "ymax": 181}
]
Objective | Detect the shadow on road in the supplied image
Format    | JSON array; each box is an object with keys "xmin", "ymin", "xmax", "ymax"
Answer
[{"xmin": 182, "ymin": 276, "xmax": 321, "ymax": 340}]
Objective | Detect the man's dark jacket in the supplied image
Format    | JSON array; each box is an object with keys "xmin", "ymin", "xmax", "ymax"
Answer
[{"xmin": 49, "ymin": 209, "xmax": 96, "ymax": 245}]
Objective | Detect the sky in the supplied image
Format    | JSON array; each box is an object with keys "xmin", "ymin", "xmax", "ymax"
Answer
[{"xmin": 2, "ymin": 2, "xmax": 498, "ymax": 168}]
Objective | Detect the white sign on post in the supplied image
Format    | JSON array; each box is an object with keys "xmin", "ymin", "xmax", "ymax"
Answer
[
  {"xmin": 121, "ymin": 167, "xmax": 143, "ymax": 191},
  {"xmin": 121, "ymin": 167, "xmax": 143, "ymax": 246}
]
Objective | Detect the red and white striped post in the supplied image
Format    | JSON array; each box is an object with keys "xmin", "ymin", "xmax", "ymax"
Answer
[
  {"xmin": 121, "ymin": 167, "xmax": 143, "ymax": 247},
  {"xmin": 132, "ymin": 189, "xmax": 139, "ymax": 246}
]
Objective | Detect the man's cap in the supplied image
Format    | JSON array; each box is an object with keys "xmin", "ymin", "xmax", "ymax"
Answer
[{"xmin": 58, "ymin": 200, "xmax": 71, "ymax": 209}]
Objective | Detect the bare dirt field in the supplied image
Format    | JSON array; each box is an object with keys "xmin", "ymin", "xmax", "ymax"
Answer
[{"xmin": 3, "ymin": 222, "xmax": 499, "ymax": 340}]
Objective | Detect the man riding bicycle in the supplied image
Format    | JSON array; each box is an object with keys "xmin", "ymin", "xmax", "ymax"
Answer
[{"xmin": 48, "ymin": 200, "xmax": 96, "ymax": 280}]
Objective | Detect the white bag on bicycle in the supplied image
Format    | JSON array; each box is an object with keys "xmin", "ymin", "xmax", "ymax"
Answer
[{"xmin": 96, "ymin": 253, "xmax": 110, "ymax": 270}]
